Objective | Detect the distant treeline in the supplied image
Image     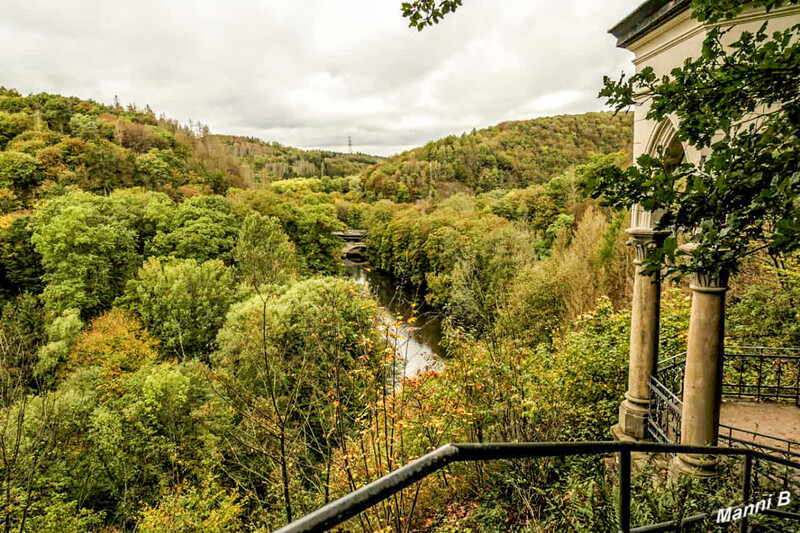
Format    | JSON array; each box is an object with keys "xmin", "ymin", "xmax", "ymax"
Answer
[
  {"xmin": 0, "ymin": 88, "xmax": 375, "ymax": 214},
  {"xmin": 216, "ymin": 135, "xmax": 380, "ymax": 180}
]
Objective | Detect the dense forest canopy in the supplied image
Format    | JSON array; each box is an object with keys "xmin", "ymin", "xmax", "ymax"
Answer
[
  {"xmin": 0, "ymin": 87, "xmax": 378, "ymax": 213},
  {"xmin": 0, "ymin": 77, "xmax": 797, "ymax": 532},
  {"xmin": 360, "ymin": 111, "xmax": 632, "ymax": 201}
]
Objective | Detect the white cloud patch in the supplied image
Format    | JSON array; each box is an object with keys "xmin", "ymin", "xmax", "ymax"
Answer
[{"xmin": 0, "ymin": 0, "xmax": 637, "ymax": 156}]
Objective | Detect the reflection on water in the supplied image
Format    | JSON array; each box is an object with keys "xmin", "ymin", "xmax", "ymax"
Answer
[{"xmin": 344, "ymin": 261, "xmax": 444, "ymax": 378}]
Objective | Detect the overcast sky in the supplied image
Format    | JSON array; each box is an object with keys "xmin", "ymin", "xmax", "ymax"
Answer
[{"xmin": 1, "ymin": 0, "xmax": 637, "ymax": 156}]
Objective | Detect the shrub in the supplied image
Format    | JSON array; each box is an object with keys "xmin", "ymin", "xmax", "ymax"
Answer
[{"xmin": 0, "ymin": 151, "xmax": 43, "ymax": 192}]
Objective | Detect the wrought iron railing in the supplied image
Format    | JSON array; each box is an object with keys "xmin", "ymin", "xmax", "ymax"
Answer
[
  {"xmin": 648, "ymin": 346, "xmax": 800, "ymax": 492},
  {"xmin": 656, "ymin": 352, "xmax": 687, "ymax": 394},
  {"xmin": 649, "ymin": 388, "xmax": 800, "ymax": 491},
  {"xmin": 274, "ymin": 441, "xmax": 800, "ymax": 533},
  {"xmin": 652, "ymin": 347, "xmax": 800, "ymax": 406},
  {"xmin": 647, "ymin": 352, "xmax": 687, "ymax": 446},
  {"xmin": 721, "ymin": 346, "xmax": 800, "ymax": 405},
  {"xmin": 719, "ymin": 424, "xmax": 800, "ymax": 494},
  {"xmin": 647, "ymin": 374, "xmax": 682, "ymax": 445},
  {"xmin": 719, "ymin": 425, "xmax": 800, "ymax": 462}
]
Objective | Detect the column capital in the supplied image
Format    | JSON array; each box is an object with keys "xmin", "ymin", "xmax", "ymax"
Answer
[
  {"xmin": 678, "ymin": 243, "xmax": 730, "ymax": 292},
  {"xmin": 626, "ymin": 228, "xmax": 670, "ymax": 265},
  {"xmin": 689, "ymin": 271, "xmax": 730, "ymax": 293}
]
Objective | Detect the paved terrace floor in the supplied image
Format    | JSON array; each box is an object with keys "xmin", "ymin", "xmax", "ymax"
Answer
[{"xmin": 720, "ymin": 400, "xmax": 800, "ymax": 447}]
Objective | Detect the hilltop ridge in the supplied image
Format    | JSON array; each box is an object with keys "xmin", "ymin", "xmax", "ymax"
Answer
[
  {"xmin": 361, "ymin": 111, "xmax": 632, "ymax": 202},
  {"xmin": 1, "ymin": 87, "xmax": 631, "ymax": 214},
  {"xmin": 0, "ymin": 88, "xmax": 376, "ymax": 213}
]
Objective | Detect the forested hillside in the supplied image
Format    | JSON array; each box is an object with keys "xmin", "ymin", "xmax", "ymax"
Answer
[
  {"xmin": 217, "ymin": 135, "xmax": 380, "ymax": 180},
  {"xmin": 1, "ymin": 86, "xmax": 797, "ymax": 533},
  {"xmin": 361, "ymin": 111, "xmax": 632, "ymax": 201},
  {"xmin": 0, "ymin": 88, "xmax": 375, "ymax": 213}
]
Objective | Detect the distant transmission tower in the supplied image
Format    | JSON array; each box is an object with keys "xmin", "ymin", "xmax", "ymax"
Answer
[{"xmin": 348, "ymin": 136, "xmax": 353, "ymax": 154}]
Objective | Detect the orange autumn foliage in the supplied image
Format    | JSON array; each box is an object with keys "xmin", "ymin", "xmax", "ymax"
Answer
[{"xmin": 69, "ymin": 308, "xmax": 159, "ymax": 381}]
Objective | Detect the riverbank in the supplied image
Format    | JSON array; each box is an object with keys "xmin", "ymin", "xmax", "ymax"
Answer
[{"xmin": 344, "ymin": 262, "xmax": 444, "ymax": 377}]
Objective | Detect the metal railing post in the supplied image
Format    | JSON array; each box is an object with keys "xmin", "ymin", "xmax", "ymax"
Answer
[
  {"xmin": 795, "ymin": 362, "xmax": 800, "ymax": 406},
  {"xmin": 757, "ymin": 349, "xmax": 764, "ymax": 398},
  {"xmin": 738, "ymin": 355, "xmax": 745, "ymax": 398},
  {"xmin": 619, "ymin": 449, "xmax": 632, "ymax": 533},
  {"xmin": 278, "ymin": 442, "xmax": 800, "ymax": 533},
  {"xmin": 741, "ymin": 454, "xmax": 752, "ymax": 533}
]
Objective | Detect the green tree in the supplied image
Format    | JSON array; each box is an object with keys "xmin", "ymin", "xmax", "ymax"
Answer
[
  {"xmin": 84, "ymin": 140, "xmax": 135, "ymax": 194},
  {"xmin": 0, "ymin": 111, "xmax": 33, "ymax": 149},
  {"xmin": 0, "ymin": 152, "xmax": 43, "ymax": 194},
  {"xmin": 117, "ymin": 257, "xmax": 237, "ymax": 360},
  {"xmin": 35, "ymin": 308, "xmax": 83, "ymax": 379},
  {"xmin": 212, "ymin": 278, "xmax": 382, "ymax": 526},
  {"xmin": 0, "ymin": 216, "xmax": 44, "ymax": 298},
  {"xmin": 105, "ymin": 187, "xmax": 175, "ymax": 255},
  {"xmin": 41, "ymin": 95, "xmax": 72, "ymax": 132},
  {"xmin": 68, "ymin": 113, "xmax": 102, "ymax": 142},
  {"xmin": 0, "ymin": 294, "xmax": 45, "ymax": 397},
  {"xmin": 149, "ymin": 196, "xmax": 240, "ymax": 264},
  {"xmin": 589, "ymin": 0, "xmax": 800, "ymax": 280},
  {"xmin": 30, "ymin": 192, "xmax": 141, "ymax": 318},
  {"xmin": 235, "ymin": 213, "xmax": 298, "ymax": 289},
  {"xmin": 134, "ymin": 150, "xmax": 176, "ymax": 189}
]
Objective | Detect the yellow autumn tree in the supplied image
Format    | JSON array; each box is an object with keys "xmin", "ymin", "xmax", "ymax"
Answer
[{"xmin": 69, "ymin": 309, "xmax": 159, "ymax": 392}]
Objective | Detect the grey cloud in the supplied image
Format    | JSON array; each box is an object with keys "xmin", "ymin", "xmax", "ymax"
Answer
[{"xmin": 1, "ymin": 0, "xmax": 637, "ymax": 156}]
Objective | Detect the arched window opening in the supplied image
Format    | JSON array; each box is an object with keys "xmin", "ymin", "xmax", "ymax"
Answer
[{"xmin": 663, "ymin": 134, "xmax": 685, "ymax": 173}]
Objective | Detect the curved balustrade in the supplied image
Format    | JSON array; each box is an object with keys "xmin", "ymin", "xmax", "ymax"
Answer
[{"xmin": 648, "ymin": 345, "xmax": 800, "ymax": 494}]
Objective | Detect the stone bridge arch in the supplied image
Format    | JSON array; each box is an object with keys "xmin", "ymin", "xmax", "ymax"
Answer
[{"xmin": 333, "ymin": 230, "xmax": 368, "ymax": 261}]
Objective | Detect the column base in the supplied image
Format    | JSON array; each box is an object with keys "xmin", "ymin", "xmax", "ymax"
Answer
[
  {"xmin": 611, "ymin": 423, "xmax": 633, "ymax": 442},
  {"xmin": 670, "ymin": 454, "xmax": 719, "ymax": 479},
  {"xmin": 615, "ymin": 398, "xmax": 649, "ymax": 441}
]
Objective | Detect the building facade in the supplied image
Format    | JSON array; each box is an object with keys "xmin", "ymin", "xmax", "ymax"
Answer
[{"xmin": 608, "ymin": 0, "xmax": 800, "ymax": 476}]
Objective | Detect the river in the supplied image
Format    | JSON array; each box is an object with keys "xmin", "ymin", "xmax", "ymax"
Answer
[{"xmin": 344, "ymin": 262, "xmax": 444, "ymax": 378}]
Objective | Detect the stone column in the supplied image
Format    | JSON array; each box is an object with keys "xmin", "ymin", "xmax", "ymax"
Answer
[
  {"xmin": 672, "ymin": 269, "xmax": 728, "ymax": 477},
  {"xmin": 612, "ymin": 227, "xmax": 668, "ymax": 441}
]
